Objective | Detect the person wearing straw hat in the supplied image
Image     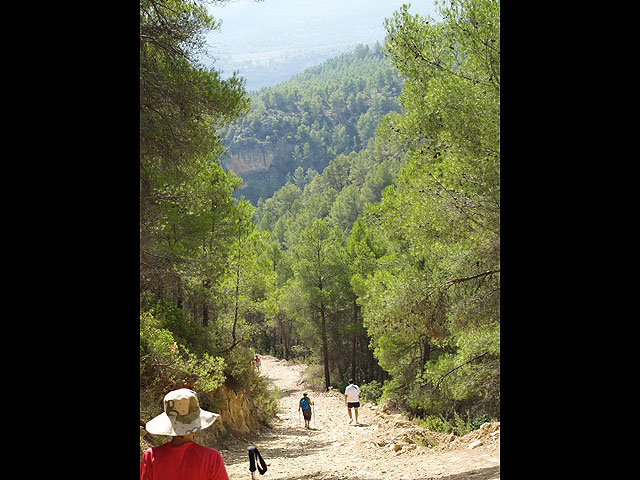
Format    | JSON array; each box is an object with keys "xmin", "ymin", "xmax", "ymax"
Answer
[
  {"xmin": 298, "ymin": 391, "xmax": 314, "ymax": 429},
  {"xmin": 140, "ymin": 388, "xmax": 229, "ymax": 480}
]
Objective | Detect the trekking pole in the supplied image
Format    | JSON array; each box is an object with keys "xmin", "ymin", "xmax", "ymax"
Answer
[{"xmin": 247, "ymin": 445, "xmax": 267, "ymax": 479}]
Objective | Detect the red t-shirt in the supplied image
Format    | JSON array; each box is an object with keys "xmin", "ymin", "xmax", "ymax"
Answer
[{"xmin": 140, "ymin": 441, "xmax": 229, "ymax": 480}]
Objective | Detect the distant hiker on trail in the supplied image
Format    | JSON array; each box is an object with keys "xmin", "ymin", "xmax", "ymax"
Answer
[
  {"xmin": 299, "ymin": 391, "xmax": 314, "ymax": 429},
  {"xmin": 253, "ymin": 354, "xmax": 261, "ymax": 373},
  {"xmin": 141, "ymin": 388, "xmax": 229, "ymax": 480},
  {"xmin": 344, "ymin": 379, "xmax": 361, "ymax": 425}
]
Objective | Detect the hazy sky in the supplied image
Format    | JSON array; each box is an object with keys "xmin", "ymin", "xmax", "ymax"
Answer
[{"xmin": 203, "ymin": 0, "xmax": 439, "ymax": 89}]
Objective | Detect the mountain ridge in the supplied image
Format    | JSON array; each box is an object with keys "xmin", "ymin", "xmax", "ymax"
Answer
[
  {"xmin": 219, "ymin": 43, "xmax": 403, "ymax": 205},
  {"xmin": 205, "ymin": 0, "xmax": 438, "ymax": 91}
]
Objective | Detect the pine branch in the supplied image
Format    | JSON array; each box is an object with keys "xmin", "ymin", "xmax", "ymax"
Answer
[{"xmin": 435, "ymin": 351, "xmax": 489, "ymax": 389}]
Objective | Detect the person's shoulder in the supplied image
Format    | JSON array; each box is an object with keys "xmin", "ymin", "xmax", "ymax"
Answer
[
  {"xmin": 192, "ymin": 443, "xmax": 219, "ymax": 453},
  {"xmin": 193, "ymin": 444, "xmax": 226, "ymax": 471},
  {"xmin": 142, "ymin": 441, "xmax": 169, "ymax": 459},
  {"xmin": 195, "ymin": 444, "xmax": 223, "ymax": 459},
  {"xmin": 148, "ymin": 441, "xmax": 171, "ymax": 452}
]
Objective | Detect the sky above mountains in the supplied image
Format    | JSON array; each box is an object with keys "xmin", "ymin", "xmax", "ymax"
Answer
[{"xmin": 203, "ymin": 0, "xmax": 439, "ymax": 91}]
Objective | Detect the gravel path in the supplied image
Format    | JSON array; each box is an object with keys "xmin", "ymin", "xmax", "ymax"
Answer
[{"xmin": 221, "ymin": 355, "xmax": 500, "ymax": 480}]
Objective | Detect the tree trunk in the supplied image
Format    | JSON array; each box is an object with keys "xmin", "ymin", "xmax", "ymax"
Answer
[
  {"xmin": 320, "ymin": 304, "xmax": 330, "ymax": 390},
  {"xmin": 351, "ymin": 299, "xmax": 357, "ymax": 381},
  {"xmin": 203, "ymin": 302, "xmax": 209, "ymax": 327},
  {"xmin": 421, "ymin": 335, "xmax": 431, "ymax": 372},
  {"xmin": 286, "ymin": 323, "xmax": 294, "ymax": 360},
  {"xmin": 231, "ymin": 261, "xmax": 240, "ymax": 347},
  {"xmin": 277, "ymin": 312, "xmax": 290, "ymax": 361},
  {"xmin": 177, "ymin": 282, "xmax": 183, "ymax": 309},
  {"xmin": 202, "ymin": 279, "xmax": 210, "ymax": 327}
]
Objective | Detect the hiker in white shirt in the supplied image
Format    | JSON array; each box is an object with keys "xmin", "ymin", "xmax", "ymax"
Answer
[{"xmin": 344, "ymin": 379, "xmax": 361, "ymax": 424}]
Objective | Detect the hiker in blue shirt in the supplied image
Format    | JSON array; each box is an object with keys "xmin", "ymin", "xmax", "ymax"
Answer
[{"xmin": 298, "ymin": 391, "xmax": 314, "ymax": 429}]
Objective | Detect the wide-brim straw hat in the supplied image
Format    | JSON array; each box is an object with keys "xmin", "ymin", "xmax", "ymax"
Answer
[{"xmin": 145, "ymin": 388, "xmax": 220, "ymax": 436}]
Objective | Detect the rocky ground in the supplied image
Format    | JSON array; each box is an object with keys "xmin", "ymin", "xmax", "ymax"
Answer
[{"xmin": 220, "ymin": 355, "xmax": 500, "ymax": 480}]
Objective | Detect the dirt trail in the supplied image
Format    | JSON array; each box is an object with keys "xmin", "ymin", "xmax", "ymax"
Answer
[{"xmin": 220, "ymin": 355, "xmax": 499, "ymax": 480}]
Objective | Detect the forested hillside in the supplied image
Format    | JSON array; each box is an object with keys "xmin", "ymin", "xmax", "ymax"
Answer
[
  {"xmin": 140, "ymin": 0, "xmax": 500, "ymax": 441},
  {"xmin": 140, "ymin": 0, "xmax": 280, "ymax": 439},
  {"xmin": 250, "ymin": 0, "xmax": 500, "ymax": 423},
  {"xmin": 218, "ymin": 43, "xmax": 402, "ymax": 204}
]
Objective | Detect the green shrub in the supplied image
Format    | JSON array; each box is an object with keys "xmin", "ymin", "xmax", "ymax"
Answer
[
  {"xmin": 468, "ymin": 412, "xmax": 494, "ymax": 431},
  {"xmin": 256, "ymin": 385, "xmax": 281, "ymax": 424},
  {"xmin": 449, "ymin": 411, "xmax": 474, "ymax": 436},
  {"xmin": 413, "ymin": 410, "xmax": 496, "ymax": 437},
  {"xmin": 414, "ymin": 415, "xmax": 448, "ymax": 433},
  {"xmin": 302, "ymin": 363, "xmax": 325, "ymax": 390},
  {"xmin": 379, "ymin": 376, "xmax": 404, "ymax": 405},
  {"xmin": 332, "ymin": 379, "xmax": 349, "ymax": 393},
  {"xmin": 360, "ymin": 380, "xmax": 383, "ymax": 403},
  {"xmin": 140, "ymin": 312, "xmax": 226, "ymax": 394}
]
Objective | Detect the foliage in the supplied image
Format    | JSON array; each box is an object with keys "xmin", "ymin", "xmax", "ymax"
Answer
[
  {"xmin": 254, "ymin": 131, "xmax": 406, "ymax": 245},
  {"xmin": 217, "ymin": 199, "xmax": 278, "ymax": 352},
  {"xmin": 414, "ymin": 415, "xmax": 448, "ymax": 434},
  {"xmin": 139, "ymin": 1, "xmax": 283, "ymax": 433},
  {"xmin": 141, "ymin": 293, "xmax": 196, "ymax": 346},
  {"xmin": 139, "ymin": 0, "xmax": 500, "ymax": 434},
  {"xmin": 353, "ymin": 0, "xmax": 500, "ymax": 420},
  {"xmin": 219, "ymin": 42, "xmax": 403, "ymax": 204},
  {"xmin": 256, "ymin": 386, "xmax": 281, "ymax": 424},
  {"xmin": 253, "ymin": 0, "xmax": 500, "ymax": 424},
  {"xmin": 360, "ymin": 380, "xmax": 384, "ymax": 403},
  {"xmin": 302, "ymin": 363, "xmax": 327, "ymax": 391},
  {"xmin": 140, "ymin": 312, "xmax": 226, "ymax": 394},
  {"xmin": 414, "ymin": 411, "xmax": 496, "ymax": 437},
  {"xmin": 140, "ymin": 0, "xmax": 249, "ymax": 313}
]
